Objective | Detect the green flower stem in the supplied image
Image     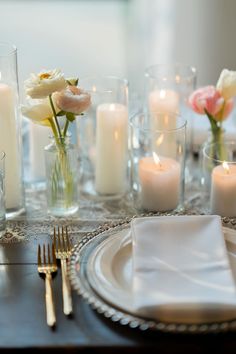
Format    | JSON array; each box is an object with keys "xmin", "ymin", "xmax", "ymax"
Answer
[
  {"xmin": 48, "ymin": 118, "xmax": 59, "ymax": 139},
  {"xmin": 50, "ymin": 143, "xmax": 74, "ymax": 209},
  {"xmin": 48, "ymin": 95, "xmax": 72, "ymax": 208},
  {"xmin": 204, "ymin": 109, "xmax": 227, "ymax": 161},
  {"xmin": 63, "ymin": 119, "xmax": 69, "ymax": 137},
  {"xmin": 49, "ymin": 94, "xmax": 62, "ymax": 139}
]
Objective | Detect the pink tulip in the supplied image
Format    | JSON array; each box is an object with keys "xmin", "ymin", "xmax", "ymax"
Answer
[
  {"xmin": 189, "ymin": 86, "xmax": 224, "ymax": 116},
  {"xmin": 54, "ymin": 86, "xmax": 91, "ymax": 115},
  {"xmin": 215, "ymin": 98, "xmax": 234, "ymax": 121}
]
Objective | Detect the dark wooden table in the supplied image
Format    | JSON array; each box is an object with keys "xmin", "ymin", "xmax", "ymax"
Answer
[
  {"xmin": 0, "ymin": 228, "xmax": 236, "ymax": 354},
  {"xmin": 1, "ymin": 174, "xmax": 235, "ymax": 354}
]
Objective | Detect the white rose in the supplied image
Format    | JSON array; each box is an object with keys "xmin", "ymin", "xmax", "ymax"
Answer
[
  {"xmin": 21, "ymin": 98, "xmax": 59, "ymax": 126},
  {"xmin": 216, "ymin": 69, "xmax": 236, "ymax": 100},
  {"xmin": 24, "ymin": 69, "xmax": 67, "ymax": 99}
]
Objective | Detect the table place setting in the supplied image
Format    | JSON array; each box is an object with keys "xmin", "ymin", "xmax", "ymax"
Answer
[
  {"xmin": 69, "ymin": 214, "xmax": 236, "ymax": 333},
  {"xmin": 2, "ymin": 39, "xmax": 236, "ymax": 343}
]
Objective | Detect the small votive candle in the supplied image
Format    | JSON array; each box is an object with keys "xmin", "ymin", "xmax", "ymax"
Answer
[
  {"xmin": 138, "ymin": 153, "xmax": 181, "ymax": 211},
  {"xmin": 211, "ymin": 161, "xmax": 236, "ymax": 217}
]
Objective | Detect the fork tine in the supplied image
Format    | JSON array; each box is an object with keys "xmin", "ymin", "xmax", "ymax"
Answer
[
  {"xmin": 43, "ymin": 244, "xmax": 46, "ymax": 265},
  {"xmin": 38, "ymin": 245, "xmax": 42, "ymax": 266},
  {"xmin": 65, "ymin": 226, "xmax": 71, "ymax": 251},
  {"xmin": 52, "ymin": 243, "xmax": 57, "ymax": 266},
  {"xmin": 62, "ymin": 226, "xmax": 66, "ymax": 252},
  {"xmin": 48, "ymin": 244, "xmax": 51, "ymax": 264},
  {"xmin": 53, "ymin": 227, "xmax": 56, "ymax": 250},
  {"xmin": 58, "ymin": 226, "xmax": 62, "ymax": 251}
]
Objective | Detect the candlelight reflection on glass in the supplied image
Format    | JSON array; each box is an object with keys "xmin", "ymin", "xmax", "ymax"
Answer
[
  {"xmin": 130, "ymin": 111, "xmax": 186, "ymax": 212},
  {"xmin": 145, "ymin": 63, "xmax": 196, "ymax": 151}
]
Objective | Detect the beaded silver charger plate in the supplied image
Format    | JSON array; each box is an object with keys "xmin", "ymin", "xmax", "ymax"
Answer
[{"xmin": 69, "ymin": 214, "xmax": 236, "ymax": 333}]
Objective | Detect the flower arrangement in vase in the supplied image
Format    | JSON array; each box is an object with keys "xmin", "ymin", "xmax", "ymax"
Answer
[
  {"xmin": 189, "ymin": 69, "xmax": 236, "ymax": 160},
  {"xmin": 22, "ymin": 69, "xmax": 91, "ymax": 216}
]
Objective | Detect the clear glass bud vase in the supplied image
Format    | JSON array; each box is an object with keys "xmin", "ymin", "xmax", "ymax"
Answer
[{"xmin": 44, "ymin": 135, "xmax": 78, "ymax": 217}]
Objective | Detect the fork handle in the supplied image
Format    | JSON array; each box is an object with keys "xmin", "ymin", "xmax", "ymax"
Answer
[
  {"xmin": 61, "ymin": 259, "xmax": 73, "ymax": 315},
  {"xmin": 45, "ymin": 273, "xmax": 56, "ymax": 327}
]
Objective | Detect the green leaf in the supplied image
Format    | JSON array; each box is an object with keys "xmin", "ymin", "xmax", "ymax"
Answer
[
  {"xmin": 66, "ymin": 112, "xmax": 76, "ymax": 122},
  {"xmin": 57, "ymin": 110, "xmax": 66, "ymax": 116},
  {"xmin": 66, "ymin": 78, "xmax": 79, "ymax": 86}
]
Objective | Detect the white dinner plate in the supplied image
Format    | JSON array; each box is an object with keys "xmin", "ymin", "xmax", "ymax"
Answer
[
  {"xmin": 69, "ymin": 219, "xmax": 236, "ymax": 333},
  {"xmin": 86, "ymin": 225, "xmax": 236, "ymax": 321}
]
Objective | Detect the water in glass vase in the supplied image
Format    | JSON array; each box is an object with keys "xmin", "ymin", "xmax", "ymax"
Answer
[{"xmin": 44, "ymin": 135, "xmax": 78, "ymax": 217}]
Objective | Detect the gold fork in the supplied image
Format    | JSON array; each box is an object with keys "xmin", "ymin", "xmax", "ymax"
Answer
[
  {"xmin": 54, "ymin": 226, "xmax": 73, "ymax": 315},
  {"xmin": 38, "ymin": 243, "xmax": 57, "ymax": 327}
]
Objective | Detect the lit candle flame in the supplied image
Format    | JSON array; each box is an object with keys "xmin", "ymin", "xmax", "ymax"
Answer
[
  {"xmin": 92, "ymin": 85, "xmax": 97, "ymax": 92},
  {"xmin": 159, "ymin": 89, "xmax": 166, "ymax": 99},
  {"xmin": 223, "ymin": 161, "xmax": 230, "ymax": 174},
  {"xmin": 153, "ymin": 152, "xmax": 161, "ymax": 166},
  {"xmin": 110, "ymin": 103, "xmax": 115, "ymax": 111}
]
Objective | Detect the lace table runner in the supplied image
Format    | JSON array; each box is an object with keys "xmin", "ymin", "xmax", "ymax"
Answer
[{"xmin": 1, "ymin": 172, "xmax": 221, "ymax": 243}]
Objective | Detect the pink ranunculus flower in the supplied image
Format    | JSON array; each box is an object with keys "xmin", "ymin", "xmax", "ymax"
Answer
[
  {"xmin": 54, "ymin": 86, "xmax": 91, "ymax": 115},
  {"xmin": 188, "ymin": 86, "xmax": 224, "ymax": 116}
]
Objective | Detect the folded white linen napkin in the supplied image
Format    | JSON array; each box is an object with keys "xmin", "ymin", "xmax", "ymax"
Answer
[{"xmin": 131, "ymin": 215, "xmax": 236, "ymax": 323}]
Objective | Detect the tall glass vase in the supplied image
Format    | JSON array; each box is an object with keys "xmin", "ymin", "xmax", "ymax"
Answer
[
  {"xmin": 0, "ymin": 42, "xmax": 24, "ymax": 217},
  {"xmin": 44, "ymin": 135, "xmax": 79, "ymax": 217}
]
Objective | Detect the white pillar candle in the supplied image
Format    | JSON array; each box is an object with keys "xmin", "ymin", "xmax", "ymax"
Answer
[
  {"xmin": 148, "ymin": 90, "xmax": 179, "ymax": 157},
  {"xmin": 0, "ymin": 83, "xmax": 22, "ymax": 209},
  {"xmin": 211, "ymin": 162, "xmax": 236, "ymax": 217},
  {"xmin": 29, "ymin": 122, "xmax": 49, "ymax": 182},
  {"xmin": 95, "ymin": 103, "xmax": 128, "ymax": 194},
  {"xmin": 139, "ymin": 154, "xmax": 181, "ymax": 211}
]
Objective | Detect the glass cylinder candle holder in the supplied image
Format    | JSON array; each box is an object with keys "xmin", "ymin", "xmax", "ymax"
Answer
[
  {"xmin": 145, "ymin": 63, "xmax": 197, "ymax": 151},
  {"xmin": 202, "ymin": 140, "xmax": 236, "ymax": 217},
  {"xmin": 77, "ymin": 76, "xmax": 129, "ymax": 199},
  {"xmin": 130, "ymin": 111, "xmax": 186, "ymax": 212},
  {"xmin": 0, "ymin": 42, "xmax": 24, "ymax": 217},
  {"xmin": 0, "ymin": 152, "xmax": 6, "ymax": 237}
]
